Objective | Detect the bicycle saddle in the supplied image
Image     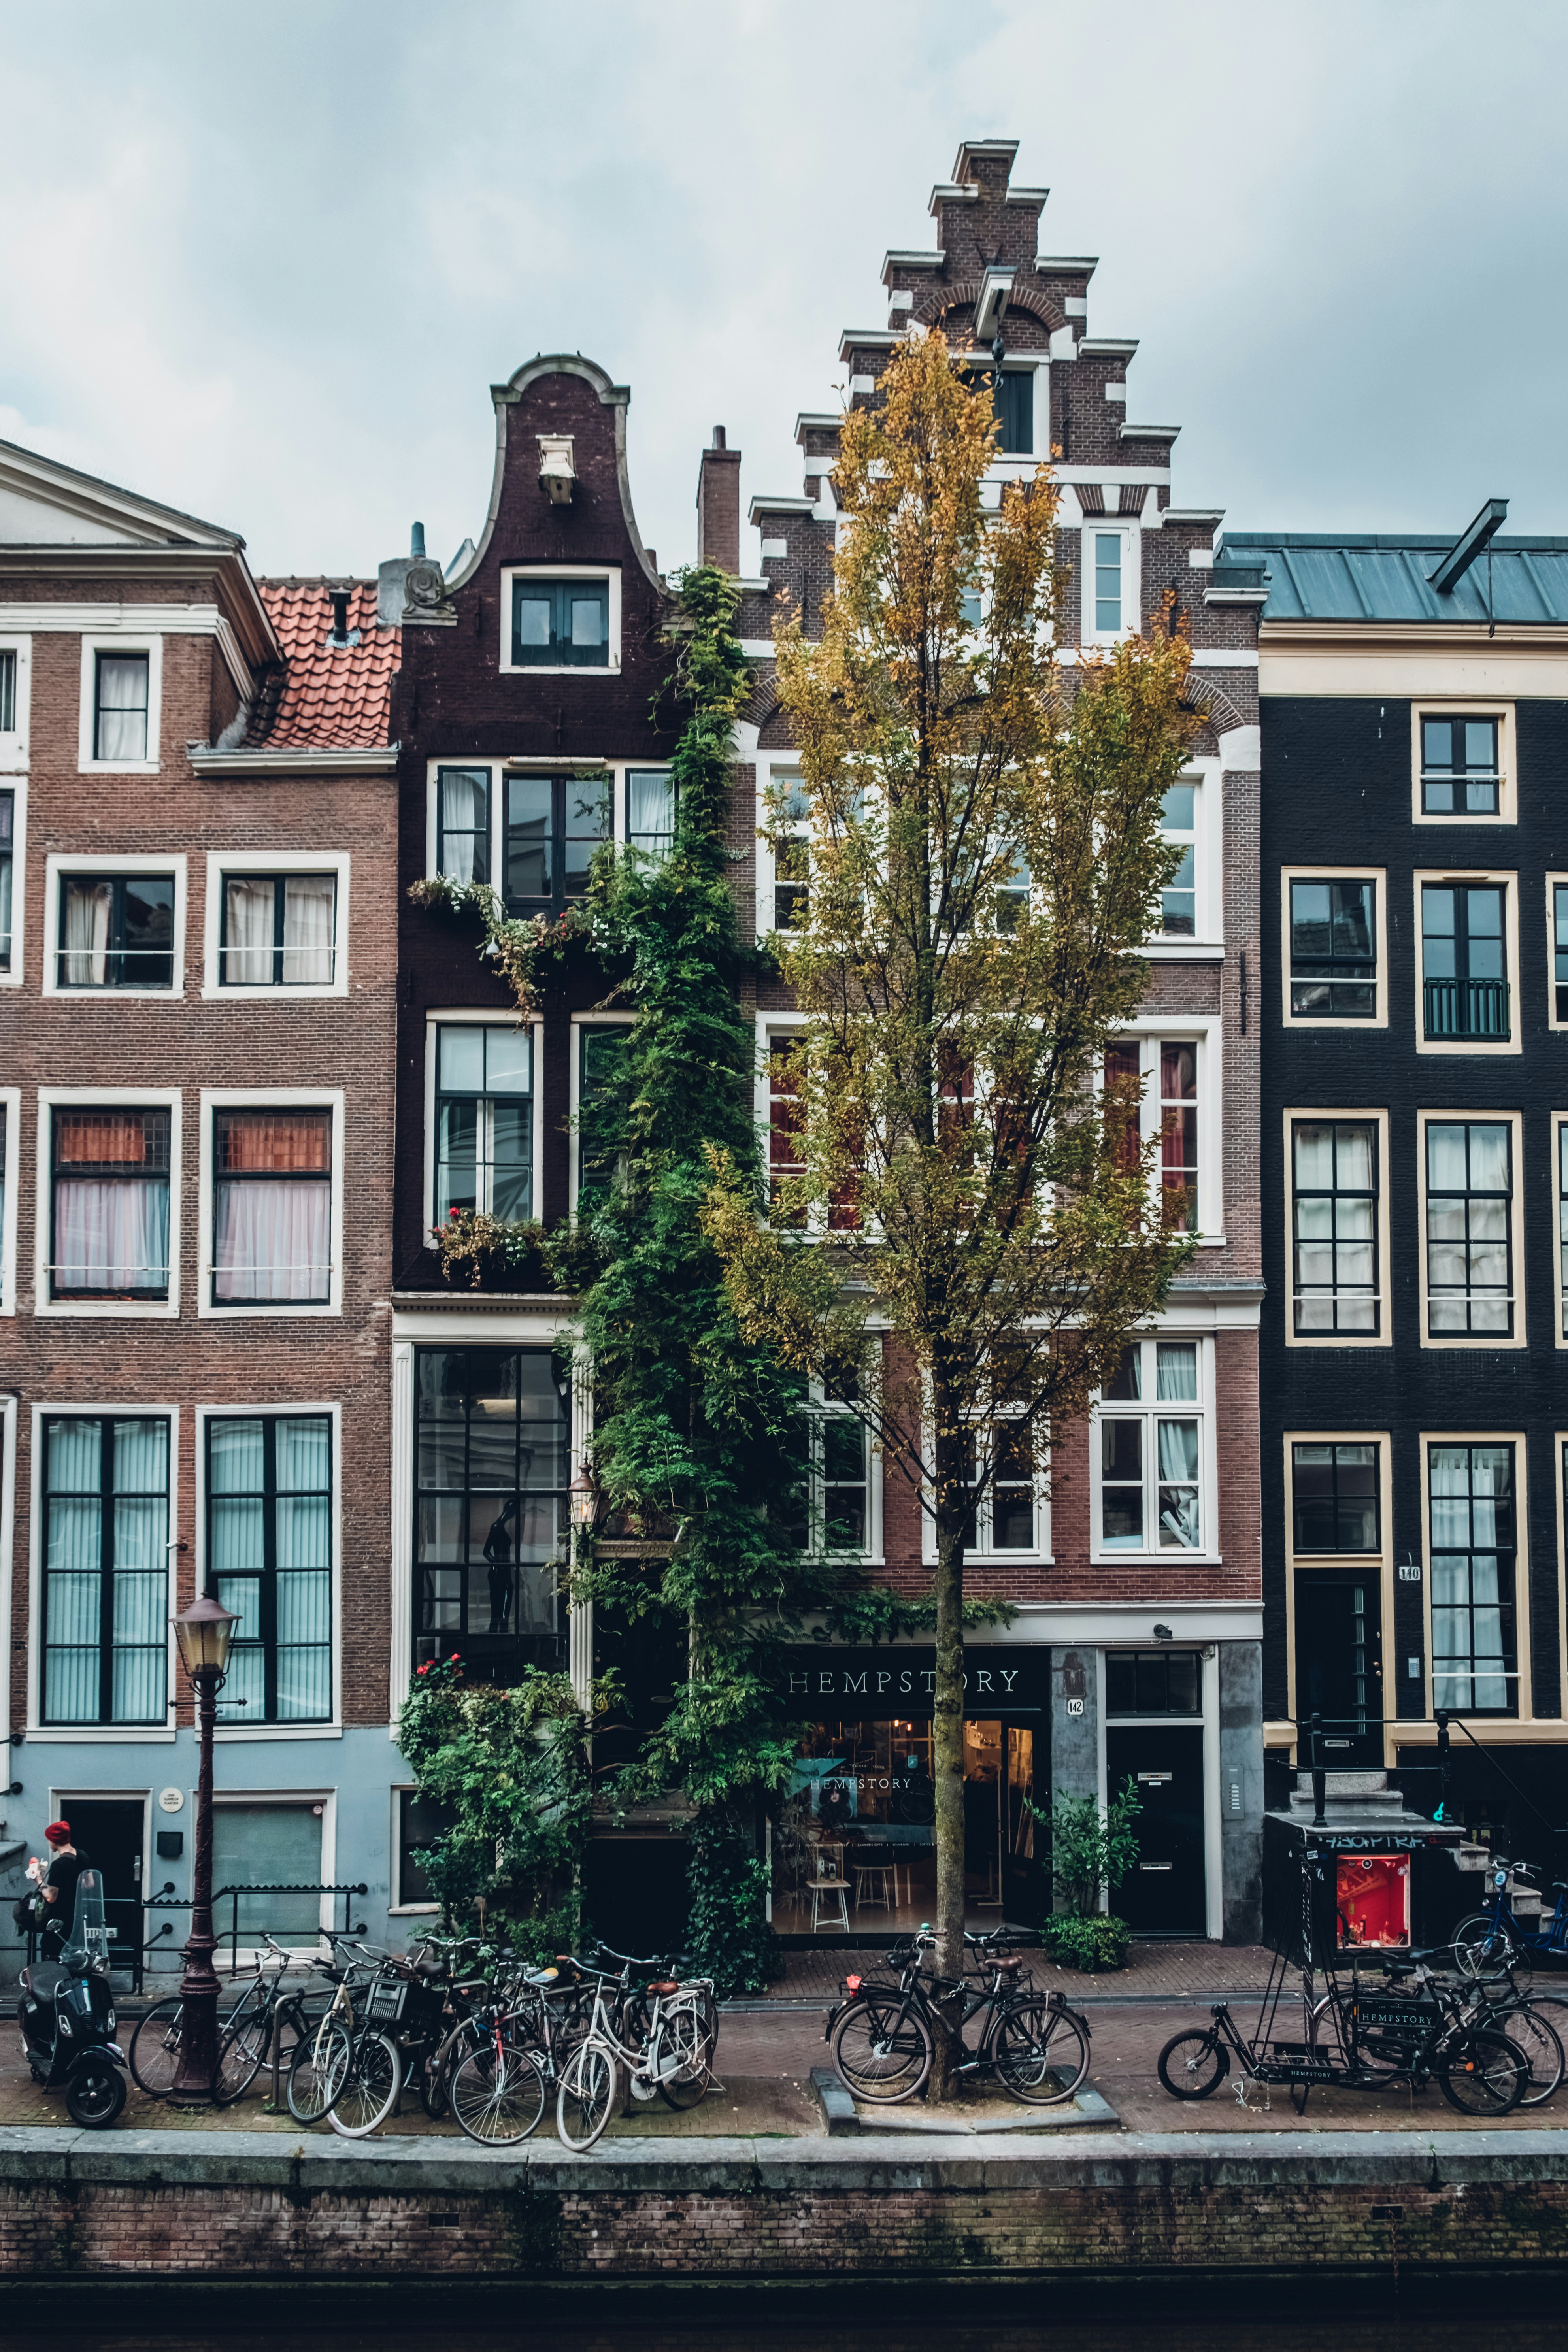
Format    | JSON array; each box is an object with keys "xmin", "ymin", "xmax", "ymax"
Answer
[
  {"xmin": 526, "ymin": 1967, "xmax": 559, "ymax": 1986},
  {"xmin": 647, "ymin": 1979, "xmax": 680, "ymax": 1996},
  {"xmin": 993, "ymin": 1955, "xmax": 1022, "ymax": 1975}
]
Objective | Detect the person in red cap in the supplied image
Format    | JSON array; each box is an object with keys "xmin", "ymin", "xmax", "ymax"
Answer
[{"xmin": 41, "ymin": 1820, "xmax": 90, "ymax": 1955}]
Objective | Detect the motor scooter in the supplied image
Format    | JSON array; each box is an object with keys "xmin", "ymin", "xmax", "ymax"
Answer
[{"xmin": 17, "ymin": 1867, "xmax": 128, "ymax": 2126}]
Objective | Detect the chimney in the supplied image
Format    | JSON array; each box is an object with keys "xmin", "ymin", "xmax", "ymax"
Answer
[{"xmin": 696, "ymin": 425, "xmax": 741, "ymax": 575}]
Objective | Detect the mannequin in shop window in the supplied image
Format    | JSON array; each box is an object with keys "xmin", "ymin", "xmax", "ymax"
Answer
[{"xmin": 482, "ymin": 1499, "xmax": 519, "ymax": 1635}]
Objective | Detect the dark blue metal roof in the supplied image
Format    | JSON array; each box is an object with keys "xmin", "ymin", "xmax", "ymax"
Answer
[{"xmin": 1215, "ymin": 532, "xmax": 1568, "ymax": 627}]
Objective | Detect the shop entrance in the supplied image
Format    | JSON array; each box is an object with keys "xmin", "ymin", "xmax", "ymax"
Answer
[
  {"xmin": 1295, "ymin": 1571, "xmax": 1383, "ymax": 1769},
  {"xmin": 773, "ymin": 1712, "xmax": 1043, "ymax": 1937},
  {"xmin": 1105, "ymin": 1726, "xmax": 1206, "ymax": 1934},
  {"xmin": 55, "ymin": 1799, "xmax": 144, "ymax": 1978}
]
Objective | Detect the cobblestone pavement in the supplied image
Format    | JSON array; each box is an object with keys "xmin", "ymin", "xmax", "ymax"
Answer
[{"xmin": 749, "ymin": 1940, "xmax": 1280, "ymax": 2002}]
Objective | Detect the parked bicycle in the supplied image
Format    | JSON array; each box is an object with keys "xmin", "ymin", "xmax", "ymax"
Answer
[
  {"xmin": 826, "ymin": 1924, "xmax": 1091, "ymax": 2107},
  {"xmin": 131, "ymin": 1933, "xmax": 339, "ymax": 2104},
  {"xmin": 550, "ymin": 1949, "xmax": 718, "ymax": 2152},
  {"xmin": 1451, "ymin": 1859, "xmax": 1568, "ymax": 1979}
]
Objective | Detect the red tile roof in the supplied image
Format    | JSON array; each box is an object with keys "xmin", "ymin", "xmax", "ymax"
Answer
[{"xmin": 251, "ymin": 579, "xmax": 399, "ymax": 750}]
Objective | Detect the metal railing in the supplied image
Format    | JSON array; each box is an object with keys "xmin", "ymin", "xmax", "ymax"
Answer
[
  {"xmin": 1423, "ymin": 975, "xmax": 1510, "ymax": 1040},
  {"xmin": 142, "ymin": 1880, "xmax": 370, "ymax": 1976}
]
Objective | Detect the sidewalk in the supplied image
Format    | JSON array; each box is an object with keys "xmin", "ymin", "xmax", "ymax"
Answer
[{"xmin": 745, "ymin": 1939, "xmax": 1279, "ymax": 2003}]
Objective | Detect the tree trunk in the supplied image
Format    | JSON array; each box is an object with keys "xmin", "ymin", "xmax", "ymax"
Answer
[{"xmin": 928, "ymin": 1392, "xmax": 967, "ymax": 2101}]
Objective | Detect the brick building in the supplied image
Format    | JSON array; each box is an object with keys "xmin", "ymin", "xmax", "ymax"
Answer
[
  {"xmin": 0, "ymin": 438, "xmax": 400, "ymax": 1973},
  {"xmin": 395, "ymin": 140, "xmax": 1265, "ymax": 1943}
]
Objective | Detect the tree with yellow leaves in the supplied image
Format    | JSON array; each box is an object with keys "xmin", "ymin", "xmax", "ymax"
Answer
[{"xmin": 702, "ymin": 328, "xmax": 1197, "ymax": 2081}]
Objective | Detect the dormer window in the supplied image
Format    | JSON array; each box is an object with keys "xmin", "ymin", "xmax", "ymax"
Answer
[
  {"xmin": 509, "ymin": 576, "xmax": 609, "ymax": 669},
  {"xmin": 994, "ymin": 370, "xmax": 1033, "ymax": 455}
]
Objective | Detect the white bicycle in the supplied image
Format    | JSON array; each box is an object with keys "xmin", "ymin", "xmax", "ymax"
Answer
[{"xmin": 555, "ymin": 1963, "xmax": 717, "ymax": 2152}]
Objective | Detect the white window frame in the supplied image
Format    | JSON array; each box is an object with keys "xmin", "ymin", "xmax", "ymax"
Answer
[
  {"xmin": 498, "ymin": 566, "xmax": 621, "ymax": 677},
  {"xmin": 197, "ymin": 1088, "xmax": 345, "ymax": 1322},
  {"xmin": 1544, "ymin": 874, "xmax": 1568, "ymax": 1035},
  {"xmin": 1283, "ymin": 1107, "xmax": 1392, "ymax": 1350},
  {"xmin": 34, "ymin": 1086, "xmax": 182, "ymax": 1321},
  {"xmin": 208, "ymin": 1789, "xmax": 338, "ymax": 1958},
  {"xmin": 756, "ymin": 759, "xmax": 809, "ymax": 940},
  {"xmin": 201, "ymin": 851, "xmax": 350, "ymax": 1001},
  {"xmin": 426, "ymin": 760, "xmax": 496, "ymax": 886},
  {"xmin": 422, "ymin": 1009, "xmax": 544, "ymax": 1236},
  {"xmin": 1105, "ymin": 1019, "xmax": 1223, "ymax": 1246},
  {"xmin": 984, "ymin": 360, "xmax": 1047, "ymax": 468},
  {"xmin": 569, "ymin": 1010, "xmax": 636, "ymax": 1214},
  {"xmin": 77, "ymin": 634, "xmax": 162, "ymax": 775},
  {"xmin": 1152, "ymin": 762, "xmax": 1223, "ymax": 955},
  {"xmin": 1090, "ymin": 1334, "xmax": 1217, "ymax": 1565},
  {"xmin": 802, "ymin": 1379, "xmax": 886, "ymax": 1567},
  {"xmin": 1280, "ymin": 866, "xmax": 1388, "ymax": 1029},
  {"xmin": 26, "ymin": 1399, "xmax": 180, "ymax": 1739},
  {"xmin": 1413, "ymin": 868, "xmax": 1521, "ymax": 1057},
  {"xmin": 198, "ymin": 1401, "xmax": 342, "ymax": 1739},
  {"xmin": 1411, "ymin": 701, "xmax": 1515, "ymax": 827},
  {"xmin": 1080, "ymin": 521, "xmax": 1140, "ymax": 645},
  {"xmin": 0, "ymin": 1085, "xmax": 17, "ymax": 1317},
  {"xmin": 0, "ymin": 635, "xmax": 32, "ymax": 771},
  {"xmin": 1416, "ymin": 1107, "xmax": 1525, "ymax": 1351},
  {"xmin": 1554, "ymin": 1111, "xmax": 1568, "ymax": 1352},
  {"xmin": 0, "ymin": 775, "xmax": 26, "ymax": 990},
  {"xmin": 41, "ymin": 852, "xmax": 187, "ymax": 1001}
]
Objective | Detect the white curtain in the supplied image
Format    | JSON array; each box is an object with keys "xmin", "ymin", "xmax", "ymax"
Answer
[
  {"xmin": 627, "ymin": 769, "xmax": 674, "ymax": 858},
  {"xmin": 44, "ymin": 1561, "xmax": 100, "ymax": 1720},
  {"xmin": 282, "ymin": 877, "xmax": 336, "ymax": 984},
  {"xmin": 277, "ymin": 1569, "xmax": 331, "ymax": 1719},
  {"xmin": 111, "ymin": 1567, "xmax": 167, "ymax": 1720},
  {"xmin": 55, "ymin": 1177, "xmax": 169, "ymax": 1291},
  {"xmin": 63, "ymin": 879, "xmax": 112, "ymax": 986},
  {"xmin": 96, "ymin": 656, "xmax": 147, "ymax": 761},
  {"xmin": 1156, "ymin": 1419, "xmax": 1201, "ymax": 1547},
  {"xmin": 439, "ymin": 773, "xmax": 485, "ymax": 882},
  {"xmin": 214, "ymin": 1179, "xmax": 330, "ymax": 1300},
  {"xmin": 0, "ymin": 847, "xmax": 12, "ymax": 964},
  {"xmin": 224, "ymin": 879, "xmax": 274, "ymax": 984}
]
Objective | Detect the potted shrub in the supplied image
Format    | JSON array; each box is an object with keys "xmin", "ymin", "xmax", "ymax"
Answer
[{"xmin": 1033, "ymin": 1777, "xmax": 1142, "ymax": 1973}]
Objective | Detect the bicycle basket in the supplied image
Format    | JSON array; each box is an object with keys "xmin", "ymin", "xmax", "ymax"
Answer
[{"xmin": 366, "ymin": 1977, "xmax": 409, "ymax": 2027}]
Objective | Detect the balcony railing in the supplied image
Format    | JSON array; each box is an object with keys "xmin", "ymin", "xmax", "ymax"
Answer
[{"xmin": 1424, "ymin": 976, "xmax": 1510, "ymax": 1041}]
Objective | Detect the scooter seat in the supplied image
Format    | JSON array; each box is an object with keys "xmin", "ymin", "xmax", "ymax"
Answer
[{"xmin": 20, "ymin": 1962, "xmax": 70, "ymax": 2005}]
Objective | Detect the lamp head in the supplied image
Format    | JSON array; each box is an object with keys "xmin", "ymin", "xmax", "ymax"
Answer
[
  {"xmin": 568, "ymin": 1471, "xmax": 598, "ymax": 1533},
  {"xmin": 175, "ymin": 1592, "xmax": 237, "ymax": 1679}
]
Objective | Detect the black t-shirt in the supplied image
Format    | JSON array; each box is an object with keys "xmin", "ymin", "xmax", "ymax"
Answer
[{"xmin": 44, "ymin": 1849, "xmax": 90, "ymax": 1932}]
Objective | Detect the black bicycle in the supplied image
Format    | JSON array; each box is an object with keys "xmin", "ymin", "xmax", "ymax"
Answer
[{"xmin": 826, "ymin": 1924, "xmax": 1091, "ymax": 2106}]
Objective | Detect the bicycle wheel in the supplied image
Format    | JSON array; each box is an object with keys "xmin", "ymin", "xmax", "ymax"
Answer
[
  {"xmin": 1438, "ymin": 2028, "xmax": 1527, "ymax": 2116},
  {"xmin": 1451, "ymin": 1914, "xmax": 1523, "ymax": 1979},
  {"xmin": 1157, "ymin": 2031, "xmax": 1230, "ymax": 2100},
  {"xmin": 328, "ymin": 2030, "xmax": 402, "ymax": 2139},
  {"xmin": 556, "ymin": 2041, "xmax": 617, "ymax": 2152},
  {"xmin": 422, "ymin": 2016, "xmax": 483, "ymax": 2121},
  {"xmin": 1504, "ymin": 2005, "xmax": 1565, "ymax": 2107},
  {"xmin": 128, "ymin": 1997, "xmax": 185, "ymax": 2097},
  {"xmin": 288, "ymin": 2016, "xmax": 351, "ymax": 2125},
  {"xmin": 655, "ymin": 2004, "xmax": 713, "ymax": 2112},
  {"xmin": 993, "ymin": 1999, "xmax": 1091, "ymax": 2106},
  {"xmin": 451, "ymin": 2037, "xmax": 547, "ymax": 2145},
  {"xmin": 212, "ymin": 2024, "xmax": 260, "ymax": 2107},
  {"xmin": 831, "ymin": 1990, "xmax": 933, "ymax": 2105}
]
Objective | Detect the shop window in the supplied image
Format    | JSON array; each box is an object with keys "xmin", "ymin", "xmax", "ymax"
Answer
[
  {"xmin": 1429, "ymin": 1442, "xmax": 1516, "ymax": 1716},
  {"xmin": 1106, "ymin": 1651, "xmax": 1202, "ymax": 1715},
  {"xmin": 210, "ymin": 1803, "xmax": 324, "ymax": 1944},
  {"xmin": 1292, "ymin": 1441, "xmax": 1380, "ymax": 1553},
  {"xmin": 1291, "ymin": 1120, "xmax": 1379, "ymax": 1336},
  {"xmin": 413, "ymin": 1347, "xmax": 569, "ymax": 1667},
  {"xmin": 41, "ymin": 1415, "xmax": 168, "ymax": 1724},
  {"xmin": 1095, "ymin": 1338, "xmax": 1205, "ymax": 1556}
]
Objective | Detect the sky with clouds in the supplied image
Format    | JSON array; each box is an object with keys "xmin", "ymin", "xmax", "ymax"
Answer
[{"xmin": 4, "ymin": 1, "xmax": 1567, "ymax": 581}]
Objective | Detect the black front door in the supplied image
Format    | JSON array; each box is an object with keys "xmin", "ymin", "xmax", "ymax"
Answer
[
  {"xmin": 1295, "ymin": 1572, "xmax": 1383, "ymax": 1769},
  {"xmin": 1106, "ymin": 1727, "xmax": 1206, "ymax": 1933},
  {"xmin": 58, "ymin": 1799, "xmax": 143, "ymax": 1980}
]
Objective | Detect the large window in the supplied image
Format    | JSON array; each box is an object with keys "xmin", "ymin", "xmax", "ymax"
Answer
[
  {"xmin": 504, "ymin": 773, "xmax": 609, "ymax": 914},
  {"xmin": 212, "ymin": 1108, "xmax": 332, "ymax": 1306},
  {"xmin": 0, "ymin": 788, "xmax": 12, "ymax": 971},
  {"xmin": 210, "ymin": 1803, "xmax": 323, "ymax": 1944},
  {"xmin": 1554, "ymin": 883, "xmax": 1568, "ymax": 1025},
  {"xmin": 1421, "ymin": 715, "xmax": 1500, "ymax": 815},
  {"xmin": 1292, "ymin": 1441, "xmax": 1379, "ymax": 1552},
  {"xmin": 42, "ymin": 1415, "xmax": 168, "ymax": 1724},
  {"xmin": 50, "ymin": 1107, "xmax": 170, "ymax": 1301},
  {"xmin": 1159, "ymin": 782, "xmax": 1196, "ymax": 937},
  {"xmin": 219, "ymin": 874, "xmax": 336, "ymax": 987},
  {"xmin": 434, "ymin": 1024, "xmax": 532, "ymax": 1224},
  {"xmin": 1425, "ymin": 1120, "xmax": 1511, "ymax": 1337},
  {"xmin": 510, "ymin": 576, "xmax": 609, "ymax": 668},
  {"xmin": 1292, "ymin": 1121, "xmax": 1378, "ymax": 1335},
  {"xmin": 208, "ymin": 1415, "xmax": 332, "ymax": 1724},
  {"xmin": 768, "ymin": 773, "xmax": 810, "ymax": 932},
  {"xmin": 1290, "ymin": 880, "xmax": 1376, "ymax": 1018},
  {"xmin": 626, "ymin": 770, "xmax": 676, "ymax": 861},
  {"xmin": 1429, "ymin": 1442, "xmax": 1516, "ymax": 1715},
  {"xmin": 93, "ymin": 653, "xmax": 149, "ymax": 763},
  {"xmin": 414, "ymin": 1348, "xmax": 570, "ymax": 1663},
  {"xmin": 1104, "ymin": 1037, "xmax": 1202, "ymax": 1234},
  {"xmin": 56, "ymin": 871, "xmax": 174, "ymax": 990},
  {"xmin": 577, "ymin": 1026, "xmax": 628, "ymax": 1208},
  {"xmin": 785, "ymin": 1380, "xmax": 872, "ymax": 1558},
  {"xmin": 1096, "ymin": 1339, "xmax": 1204, "ymax": 1554},
  {"xmin": 1422, "ymin": 882, "xmax": 1508, "ymax": 1041},
  {"xmin": 436, "ymin": 768, "xmax": 490, "ymax": 885}
]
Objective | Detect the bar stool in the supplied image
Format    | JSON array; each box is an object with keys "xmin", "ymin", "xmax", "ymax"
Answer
[
  {"xmin": 852, "ymin": 1844, "xmax": 895, "ymax": 1914},
  {"xmin": 809, "ymin": 1845, "xmax": 849, "ymax": 1932}
]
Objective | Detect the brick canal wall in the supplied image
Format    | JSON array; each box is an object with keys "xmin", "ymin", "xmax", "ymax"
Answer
[{"xmin": 4, "ymin": 2131, "xmax": 1568, "ymax": 2288}]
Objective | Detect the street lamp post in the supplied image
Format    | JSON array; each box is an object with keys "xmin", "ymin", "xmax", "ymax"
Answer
[{"xmin": 170, "ymin": 1592, "xmax": 236, "ymax": 2105}]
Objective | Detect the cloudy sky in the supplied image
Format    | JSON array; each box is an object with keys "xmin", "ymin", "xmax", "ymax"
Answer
[{"xmin": 5, "ymin": 1, "xmax": 1566, "ymax": 581}]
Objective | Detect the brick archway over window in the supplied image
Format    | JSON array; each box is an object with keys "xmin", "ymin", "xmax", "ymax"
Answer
[
  {"xmin": 1180, "ymin": 671, "xmax": 1249, "ymax": 739},
  {"xmin": 913, "ymin": 281, "xmax": 1068, "ymax": 338}
]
